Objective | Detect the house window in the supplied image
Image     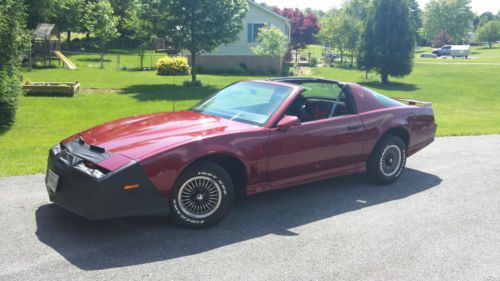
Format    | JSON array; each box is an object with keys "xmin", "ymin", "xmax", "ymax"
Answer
[{"xmin": 248, "ymin": 23, "xmax": 265, "ymax": 43}]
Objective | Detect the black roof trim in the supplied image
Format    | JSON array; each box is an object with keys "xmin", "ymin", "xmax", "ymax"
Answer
[{"xmin": 267, "ymin": 77, "xmax": 346, "ymax": 87}]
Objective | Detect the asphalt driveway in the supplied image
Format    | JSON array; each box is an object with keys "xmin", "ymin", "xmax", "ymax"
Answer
[{"xmin": 0, "ymin": 135, "xmax": 499, "ymax": 281}]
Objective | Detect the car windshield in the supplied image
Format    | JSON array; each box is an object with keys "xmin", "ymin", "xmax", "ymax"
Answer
[{"xmin": 191, "ymin": 82, "xmax": 293, "ymax": 126}]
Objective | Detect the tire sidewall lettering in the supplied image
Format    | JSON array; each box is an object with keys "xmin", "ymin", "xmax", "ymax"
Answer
[
  {"xmin": 172, "ymin": 199, "xmax": 205, "ymax": 224},
  {"xmin": 197, "ymin": 171, "xmax": 228, "ymax": 195}
]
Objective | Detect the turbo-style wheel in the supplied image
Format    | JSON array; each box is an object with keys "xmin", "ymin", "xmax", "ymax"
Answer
[
  {"xmin": 367, "ymin": 136, "xmax": 407, "ymax": 184},
  {"xmin": 170, "ymin": 161, "xmax": 234, "ymax": 228},
  {"xmin": 379, "ymin": 145, "xmax": 403, "ymax": 177},
  {"xmin": 178, "ymin": 176, "xmax": 222, "ymax": 219}
]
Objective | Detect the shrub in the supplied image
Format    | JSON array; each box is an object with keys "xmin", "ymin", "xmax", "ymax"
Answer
[
  {"xmin": 0, "ymin": 70, "xmax": 22, "ymax": 130},
  {"xmin": 0, "ymin": 0, "xmax": 26, "ymax": 131},
  {"xmin": 310, "ymin": 57, "xmax": 318, "ymax": 67},
  {"xmin": 156, "ymin": 56, "xmax": 191, "ymax": 76}
]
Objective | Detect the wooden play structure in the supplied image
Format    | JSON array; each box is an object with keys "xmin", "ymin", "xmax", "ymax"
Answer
[
  {"xmin": 155, "ymin": 39, "xmax": 178, "ymax": 55},
  {"xmin": 31, "ymin": 23, "xmax": 76, "ymax": 70}
]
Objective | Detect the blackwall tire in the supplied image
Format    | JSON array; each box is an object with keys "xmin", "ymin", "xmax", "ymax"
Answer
[
  {"xmin": 169, "ymin": 161, "xmax": 235, "ymax": 229},
  {"xmin": 367, "ymin": 136, "xmax": 407, "ymax": 185}
]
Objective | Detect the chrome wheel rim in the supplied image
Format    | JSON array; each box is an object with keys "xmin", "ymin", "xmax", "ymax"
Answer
[
  {"xmin": 379, "ymin": 145, "xmax": 402, "ymax": 177},
  {"xmin": 178, "ymin": 176, "xmax": 222, "ymax": 219}
]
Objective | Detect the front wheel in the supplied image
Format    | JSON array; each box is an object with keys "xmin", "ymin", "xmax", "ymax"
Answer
[
  {"xmin": 367, "ymin": 136, "xmax": 407, "ymax": 184},
  {"xmin": 169, "ymin": 161, "xmax": 235, "ymax": 228}
]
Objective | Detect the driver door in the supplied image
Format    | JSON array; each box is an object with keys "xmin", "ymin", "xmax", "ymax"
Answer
[{"xmin": 267, "ymin": 83, "xmax": 366, "ymax": 188}]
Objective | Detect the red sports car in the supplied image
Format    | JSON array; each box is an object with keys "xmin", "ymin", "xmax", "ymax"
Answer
[{"xmin": 45, "ymin": 78, "xmax": 436, "ymax": 228}]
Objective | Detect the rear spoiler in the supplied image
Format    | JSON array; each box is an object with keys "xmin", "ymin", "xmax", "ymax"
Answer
[{"xmin": 396, "ymin": 98, "xmax": 432, "ymax": 108}]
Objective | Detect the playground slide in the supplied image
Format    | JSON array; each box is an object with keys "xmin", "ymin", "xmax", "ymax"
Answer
[{"xmin": 54, "ymin": 51, "xmax": 77, "ymax": 70}]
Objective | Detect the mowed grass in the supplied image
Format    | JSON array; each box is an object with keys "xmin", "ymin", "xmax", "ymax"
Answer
[
  {"xmin": 0, "ymin": 46, "xmax": 499, "ymax": 176},
  {"xmin": 311, "ymin": 62, "xmax": 500, "ymax": 136}
]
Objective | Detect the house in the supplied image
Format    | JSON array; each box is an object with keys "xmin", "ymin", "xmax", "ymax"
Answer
[{"xmin": 192, "ymin": 0, "xmax": 291, "ymax": 73}]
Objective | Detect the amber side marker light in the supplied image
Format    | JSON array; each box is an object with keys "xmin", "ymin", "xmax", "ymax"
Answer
[{"xmin": 124, "ymin": 184, "xmax": 141, "ymax": 190}]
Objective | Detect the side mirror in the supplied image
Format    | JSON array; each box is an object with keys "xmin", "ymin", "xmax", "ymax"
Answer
[{"xmin": 276, "ymin": 115, "xmax": 301, "ymax": 131}]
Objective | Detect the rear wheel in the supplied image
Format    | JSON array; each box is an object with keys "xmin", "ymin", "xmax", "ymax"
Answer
[
  {"xmin": 170, "ymin": 161, "xmax": 235, "ymax": 228},
  {"xmin": 367, "ymin": 136, "xmax": 407, "ymax": 184}
]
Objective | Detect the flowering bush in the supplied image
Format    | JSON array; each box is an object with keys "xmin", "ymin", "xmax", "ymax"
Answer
[{"xmin": 156, "ymin": 56, "xmax": 191, "ymax": 76}]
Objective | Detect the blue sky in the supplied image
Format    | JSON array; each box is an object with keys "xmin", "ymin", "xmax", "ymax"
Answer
[{"xmin": 262, "ymin": 0, "xmax": 500, "ymax": 14}]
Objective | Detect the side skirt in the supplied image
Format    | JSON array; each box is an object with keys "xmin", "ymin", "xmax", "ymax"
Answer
[{"xmin": 246, "ymin": 166, "xmax": 366, "ymax": 195}]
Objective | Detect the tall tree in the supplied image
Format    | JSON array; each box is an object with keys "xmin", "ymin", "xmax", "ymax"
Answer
[
  {"xmin": 0, "ymin": 0, "xmax": 27, "ymax": 130},
  {"xmin": 318, "ymin": 9, "xmax": 345, "ymax": 62},
  {"xmin": 318, "ymin": 5, "xmax": 364, "ymax": 65},
  {"xmin": 359, "ymin": 0, "xmax": 415, "ymax": 84},
  {"xmin": 477, "ymin": 20, "xmax": 500, "ymax": 48},
  {"xmin": 23, "ymin": 0, "xmax": 83, "ymax": 42},
  {"xmin": 109, "ymin": 0, "xmax": 140, "ymax": 38},
  {"xmin": 479, "ymin": 12, "xmax": 497, "ymax": 26},
  {"xmin": 80, "ymin": 0, "xmax": 119, "ymax": 47},
  {"xmin": 423, "ymin": 0, "xmax": 474, "ymax": 44},
  {"xmin": 342, "ymin": 0, "xmax": 370, "ymax": 66},
  {"xmin": 409, "ymin": 0, "xmax": 424, "ymax": 44},
  {"xmin": 55, "ymin": 0, "xmax": 84, "ymax": 44},
  {"xmin": 343, "ymin": 0, "xmax": 370, "ymax": 21},
  {"xmin": 123, "ymin": 0, "xmax": 163, "ymax": 69},
  {"xmin": 165, "ymin": 0, "xmax": 248, "ymax": 84},
  {"xmin": 23, "ymin": 0, "xmax": 59, "ymax": 29},
  {"xmin": 273, "ymin": 7, "xmax": 320, "ymax": 50}
]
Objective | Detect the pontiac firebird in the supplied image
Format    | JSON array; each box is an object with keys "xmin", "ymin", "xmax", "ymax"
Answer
[{"xmin": 45, "ymin": 78, "xmax": 437, "ymax": 228}]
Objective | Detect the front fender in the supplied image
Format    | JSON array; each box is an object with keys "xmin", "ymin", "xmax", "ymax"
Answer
[{"xmin": 139, "ymin": 129, "xmax": 270, "ymax": 197}]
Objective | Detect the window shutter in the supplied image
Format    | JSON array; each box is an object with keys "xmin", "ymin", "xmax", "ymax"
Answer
[{"xmin": 247, "ymin": 23, "xmax": 253, "ymax": 43}]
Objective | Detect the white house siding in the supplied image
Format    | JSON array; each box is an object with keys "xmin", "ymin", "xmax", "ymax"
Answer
[
  {"xmin": 189, "ymin": 1, "xmax": 290, "ymax": 73},
  {"xmin": 202, "ymin": 1, "xmax": 290, "ymax": 56}
]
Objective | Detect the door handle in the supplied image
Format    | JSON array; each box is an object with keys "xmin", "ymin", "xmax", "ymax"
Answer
[{"xmin": 347, "ymin": 124, "xmax": 362, "ymax": 130}]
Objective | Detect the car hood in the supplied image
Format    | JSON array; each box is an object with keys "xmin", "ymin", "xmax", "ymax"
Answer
[{"xmin": 77, "ymin": 110, "xmax": 255, "ymax": 160}]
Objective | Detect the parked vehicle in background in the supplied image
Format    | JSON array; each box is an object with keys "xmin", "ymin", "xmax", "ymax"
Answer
[
  {"xmin": 432, "ymin": 45, "xmax": 452, "ymax": 56},
  {"xmin": 450, "ymin": 45, "xmax": 470, "ymax": 59},
  {"xmin": 432, "ymin": 45, "xmax": 470, "ymax": 59},
  {"xmin": 420, "ymin": 53, "xmax": 437, "ymax": 58}
]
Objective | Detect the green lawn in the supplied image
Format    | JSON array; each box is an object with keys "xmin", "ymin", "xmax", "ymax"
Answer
[
  {"xmin": 312, "ymin": 63, "xmax": 500, "ymax": 137},
  {"xmin": 0, "ymin": 46, "xmax": 499, "ymax": 176},
  {"xmin": 304, "ymin": 45, "xmax": 324, "ymax": 59}
]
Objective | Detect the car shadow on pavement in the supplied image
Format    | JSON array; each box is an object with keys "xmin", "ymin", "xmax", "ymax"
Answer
[{"xmin": 35, "ymin": 168, "xmax": 441, "ymax": 270}]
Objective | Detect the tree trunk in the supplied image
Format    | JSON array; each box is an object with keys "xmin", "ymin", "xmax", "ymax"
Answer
[
  {"xmin": 381, "ymin": 73, "xmax": 389, "ymax": 84},
  {"xmin": 350, "ymin": 50, "xmax": 354, "ymax": 68},
  {"xmin": 191, "ymin": 51, "xmax": 197, "ymax": 84},
  {"xmin": 140, "ymin": 46, "xmax": 144, "ymax": 70},
  {"xmin": 67, "ymin": 31, "xmax": 71, "ymax": 45},
  {"xmin": 340, "ymin": 47, "xmax": 344, "ymax": 63}
]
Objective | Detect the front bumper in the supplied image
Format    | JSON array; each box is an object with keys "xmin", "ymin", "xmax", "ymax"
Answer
[{"xmin": 46, "ymin": 148, "xmax": 170, "ymax": 220}]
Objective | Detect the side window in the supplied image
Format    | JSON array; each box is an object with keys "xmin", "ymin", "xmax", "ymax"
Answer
[{"xmin": 284, "ymin": 82, "xmax": 355, "ymax": 123}]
